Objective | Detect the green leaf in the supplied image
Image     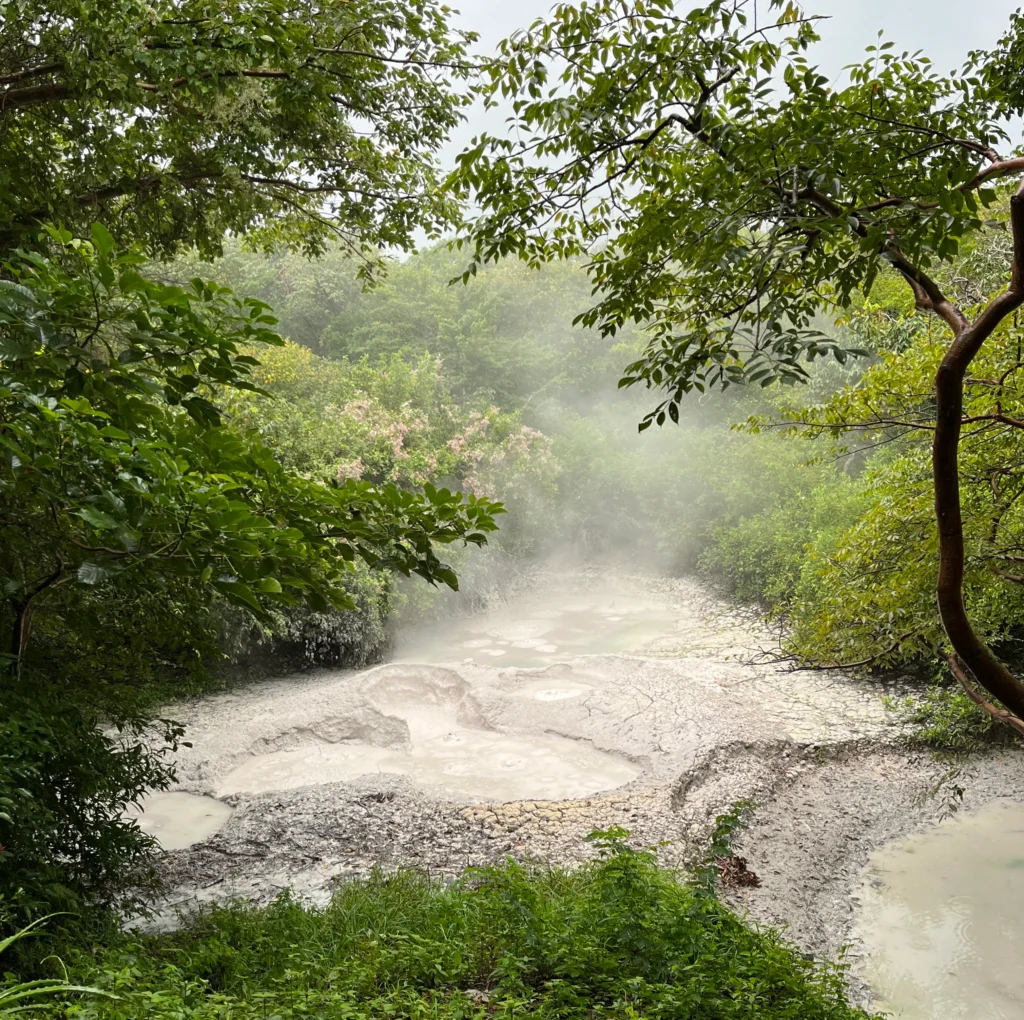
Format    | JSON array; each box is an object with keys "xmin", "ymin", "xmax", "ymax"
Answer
[
  {"xmin": 90, "ymin": 222, "xmax": 115, "ymax": 257},
  {"xmin": 77, "ymin": 507, "xmax": 120, "ymax": 530},
  {"xmin": 214, "ymin": 579, "xmax": 264, "ymax": 615}
]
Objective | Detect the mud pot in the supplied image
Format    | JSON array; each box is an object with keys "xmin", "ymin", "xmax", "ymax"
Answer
[
  {"xmin": 134, "ymin": 568, "xmax": 1024, "ymax": 1018},
  {"xmin": 852, "ymin": 798, "xmax": 1024, "ymax": 1019}
]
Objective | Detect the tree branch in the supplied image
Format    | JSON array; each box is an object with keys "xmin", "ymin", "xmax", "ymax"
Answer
[
  {"xmin": 946, "ymin": 653, "xmax": 1024, "ymax": 738},
  {"xmin": 0, "ymin": 80, "xmax": 71, "ymax": 110},
  {"xmin": 0, "ymin": 61, "xmax": 64, "ymax": 86}
]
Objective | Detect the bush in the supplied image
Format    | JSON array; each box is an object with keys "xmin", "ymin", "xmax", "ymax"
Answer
[
  {"xmin": 46, "ymin": 832, "xmax": 879, "ymax": 1020},
  {"xmin": 908, "ymin": 686, "xmax": 1002, "ymax": 751},
  {"xmin": 699, "ymin": 477, "xmax": 866, "ymax": 611},
  {"xmin": 0, "ymin": 917, "xmax": 118, "ymax": 1015},
  {"xmin": 221, "ymin": 565, "xmax": 397, "ymax": 673},
  {"xmin": 0, "ymin": 683, "xmax": 183, "ymax": 925}
]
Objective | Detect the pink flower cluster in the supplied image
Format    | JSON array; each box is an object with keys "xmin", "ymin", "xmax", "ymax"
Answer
[{"xmin": 335, "ymin": 457, "xmax": 365, "ymax": 482}]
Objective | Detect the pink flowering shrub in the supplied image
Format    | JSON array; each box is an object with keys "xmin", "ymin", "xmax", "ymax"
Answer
[{"xmin": 225, "ymin": 341, "xmax": 559, "ymax": 551}]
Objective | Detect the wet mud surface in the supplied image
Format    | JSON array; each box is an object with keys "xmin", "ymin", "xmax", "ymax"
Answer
[
  {"xmin": 135, "ymin": 569, "xmax": 1024, "ymax": 1017},
  {"xmin": 853, "ymin": 797, "xmax": 1024, "ymax": 1019}
]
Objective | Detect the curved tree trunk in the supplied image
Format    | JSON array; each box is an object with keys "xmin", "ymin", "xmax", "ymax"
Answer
[{"xmin": 932, "ymin": 185, "xmax": 1024, "ymax": 721}]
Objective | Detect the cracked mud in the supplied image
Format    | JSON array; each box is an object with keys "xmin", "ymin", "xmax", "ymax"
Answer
[{"xmin": 136, "ymin": 569, "xmax": 1024, "ymax": 1018}]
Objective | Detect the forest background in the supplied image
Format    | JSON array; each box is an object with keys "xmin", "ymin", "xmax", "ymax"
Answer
[
  {"xmin": 178, "ymin": 234, "xmax": 1024, "ymax": 707},
  {"xmin": 4, "ymin": 2, "xmax": 1024, "ymax": 1016}
]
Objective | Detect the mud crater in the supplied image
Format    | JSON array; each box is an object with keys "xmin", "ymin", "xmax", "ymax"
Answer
[{"xmin": 184, "ymin": 664, "xmax": 641, "ymax": 816}]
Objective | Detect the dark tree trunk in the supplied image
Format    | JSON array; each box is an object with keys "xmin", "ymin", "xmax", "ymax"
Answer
[{"xmin": 931, "ymin": 185, "xmax": 1024, "ymax": 721}]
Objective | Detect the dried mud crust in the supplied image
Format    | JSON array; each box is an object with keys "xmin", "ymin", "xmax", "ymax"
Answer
[
  {"xmin": 152, "ymin": 782, "xmax": 686, "ymax": 918},
  {"xmin": 139, "ymin": 569, "xmax": 915, "ymax": 930},
  {"xmin": 147, "ymin": 735, "xmax": 892, "ymax": 918},
  {"xmin": 146, "ymin": 646, "xmax": 909, "ymax": 922}
]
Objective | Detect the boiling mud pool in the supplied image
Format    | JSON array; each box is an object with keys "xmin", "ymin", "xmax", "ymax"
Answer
[
  {"xmin": 218, "ymin": 667, "xmax": 639, "ymax": 802},
  {"xmin": 141, "ymin": 591, "xmax": 667, "ymax": 851},
  {"xmin": 126, "ymin": 792, "xmax": 234, "ymax": 851},
  {"xmin": 396, "ymin": 592, "xmax": 681, "ymax": 667},
  {"xmin": 854, "ymin": 798, "xmax": 1024, "ymax": 1019},
  {"xmin": 218, "ymin": 730, "xmax": 639, "ymax": 802}
]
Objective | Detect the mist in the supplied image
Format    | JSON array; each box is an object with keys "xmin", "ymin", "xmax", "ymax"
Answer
[{"xmin": 172, "ymin": 239, "xmax": 862, "ymax": 661}]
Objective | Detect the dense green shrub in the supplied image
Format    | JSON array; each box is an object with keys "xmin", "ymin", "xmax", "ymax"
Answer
[
  {"xmin": 699, "ymin": 477, "xmax": 867, "ymax": 612},
  {"xmin": 904, "ymin": 686, "xmax": 1002, "ymax": 752},
  {"xmin": 770, "ymin": 321, "xmax": 1024, "ymax": 671},
  {"xmin": 37, "ymin": 832, "xmax": 877, "ymax": 1020},
  {"xmin": 0, "ymin": 684, "xmax": 181, "ymax": 923},
  {"xmin": 222, "ymin": 565, "xmax": 397, "ymax": 672}
]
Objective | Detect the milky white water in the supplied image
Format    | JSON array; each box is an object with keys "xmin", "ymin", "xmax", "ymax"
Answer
[
  {"xmin": 127, "ymin": 792, "xmax": 234, "ymax": 850},
  {"xmin": 854, "ymin": 798, "xmax": 1024, "ymax": 1019},
  {"xmin": 218, "ymin": 661, "xmax": 639, "ymax": 800},
  {"xmin": 396, "ymin": 592, "xmax": 683, "ymax": 667},
  {"xmin": 219, "ymin": 731, "xmax": 639, "ymax": 801}
]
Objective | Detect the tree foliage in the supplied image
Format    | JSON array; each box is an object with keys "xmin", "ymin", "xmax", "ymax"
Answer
[
  {"xmin": 769, "ymin": 256, "xmax": 1024, "ymax": 671},
  {"xmin": 172, "ymin": 242, "xmax": 639, "ymax": 410},
  {"xmin": 454, "ymin": 0, "xmax": 1024, "ymax": 725},
  {"xmin": 0, "ymin": 0, "xmax": 474, "ymax": 263},
  {"xmin": 455, "ymin": 0, "xmax": 1023, "ymax": 409},
  {"xmin": 0, "ymin": 228, "xmax": 501, "ymax": 657},
  {"xmin": 0, "ymin": 227, "xmax": 501, "ymax": 919},
  {"xmin": 0, "ymin": 0, "xmax": 497, "ymax": 919}
]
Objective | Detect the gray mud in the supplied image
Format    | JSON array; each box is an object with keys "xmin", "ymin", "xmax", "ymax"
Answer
[
  {"xmin": 727, "ymin": 747, "xmax": 1024, "ymax": 1005},
  {"xmin": 133, "ymin": 569, "xmax": 1024, "ymax": 1017}
]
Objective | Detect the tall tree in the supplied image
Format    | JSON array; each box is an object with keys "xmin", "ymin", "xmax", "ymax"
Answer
[
  {"xmin": 454, "ymin": 0, "xmax": 1024, "ymax": 725},
  {"xmin": 0, "ymin": 0, "xmax": 499, "ymax": 917},
  {"xmin": 0, "ymin": 0, "xmax": 474, "ymax": 264}
]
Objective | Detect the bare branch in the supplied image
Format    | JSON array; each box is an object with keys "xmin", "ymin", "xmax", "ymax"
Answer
[{"xmin": 0, "ymin": 61, "xmax": 64, "ymax": 86}]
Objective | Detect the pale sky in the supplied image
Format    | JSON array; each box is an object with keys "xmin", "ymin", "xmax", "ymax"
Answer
[
  {"xmin": 448, "ymin": 0, "xmax": 1020, "ymax": 151},
  {"xmin": 454, "ymin": 0, "xmax": 1016, "ymax": 71}
]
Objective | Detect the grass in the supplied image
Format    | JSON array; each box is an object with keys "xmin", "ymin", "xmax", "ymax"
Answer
[{"xmin": 26, "ymin": 830, "xmax": 882, "ymax": 1020}]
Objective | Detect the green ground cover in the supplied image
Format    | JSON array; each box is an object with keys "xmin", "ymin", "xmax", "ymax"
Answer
[{"xmin": 11, "ymin": 831, "xmax": 878, "ymax": 1020}]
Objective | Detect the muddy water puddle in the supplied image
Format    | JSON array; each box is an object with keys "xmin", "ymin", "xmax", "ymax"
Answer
[
  {"xmin": 854, "ymin": 798, "xmax": 1024, "ymax": 1019},
  {"xmin": 396, "ymin": 592, "xmax": 681, "ymax": 667}
]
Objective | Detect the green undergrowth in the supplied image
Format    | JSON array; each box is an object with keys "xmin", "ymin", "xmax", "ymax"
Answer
[
  {"xmin": 884, "ymin": 653, "xmax": 1024, "ymax": 753},
  {"xmin": 905, "ymin": 686, "xmax": 1002, "ymax": 752},
  {"xmin": 29, "ymin": 831, "xmax": 880, "ymax": 1020},
  {"xmin": 891, "ymin": 683, "xmax": 1023, "ymax": 753}
]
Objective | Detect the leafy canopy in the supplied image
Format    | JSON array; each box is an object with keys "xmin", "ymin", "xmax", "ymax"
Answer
[
  {"xmin": 454, "ymin": 0, "xmax": 1023, "ymax": 423},
  {"xmin": 0, "ymin": 0, "xmax": 475, "ymax": 264},
  {"xmin": 181, "ymin": 242, "xmax": 639, "ymax": 411}
]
